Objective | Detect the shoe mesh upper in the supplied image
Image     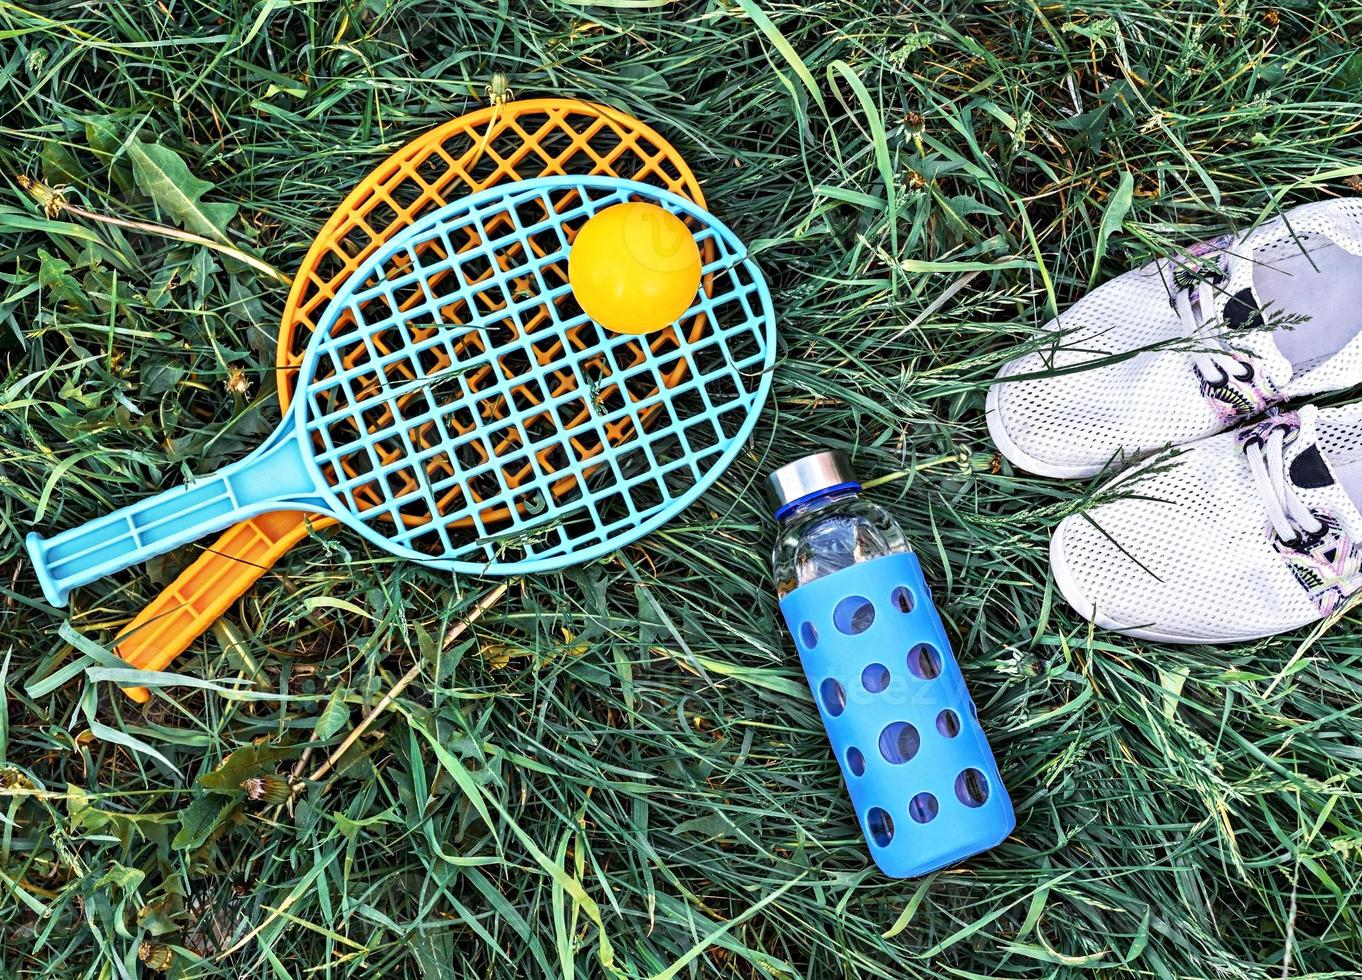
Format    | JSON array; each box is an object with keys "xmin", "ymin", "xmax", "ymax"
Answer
[
  {"xmin": 1053, "ymin": 404, "xmax": 1362, "ymax": 641},
  {"xmin": 992, "ymin": 198, "xmax": 1362, "ymax": 476},
  {"xmin": 993, "ymin": 264, "xmax": 1229, "ymax": 472}
]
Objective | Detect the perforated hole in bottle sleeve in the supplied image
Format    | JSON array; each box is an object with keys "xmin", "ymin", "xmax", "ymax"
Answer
[
  {"xmin": 866, "ymin": 807, "xmax": 894, "ymax": 847},
  {"xmin": 955, "ymin": 768, "xmax": 990, "ymax": 808},
  {"xmin": 861, "ymin": 663, "xmax": 890, "ymax": 693},
  {"xmin": 846, "ymin": 746, "xmax": 866, "ymax": 776},
  {"xmin": 878, "ymin": 722, "xmax": 920, "ymax": 765},
  {"xmin": 890, "ymin": 585, "xmax": 914, "ymax": 613},
  {"xmin": 909, "ymin": 792, "xmax": 939, "ymax": 824},
  {"xmin": 907, "ymin": 643, "xmax": 942, "ymax": 680},
  {"xmin": 833, "ymin": 595, "xmax": 875, "ymax": 634},
  {"xmin": 819, "ymin": 678, "xmax": 846, "ymax": 717},
  {"xmin": 936, "ymin": 708, "xmax": 961, "ymax": 738}
]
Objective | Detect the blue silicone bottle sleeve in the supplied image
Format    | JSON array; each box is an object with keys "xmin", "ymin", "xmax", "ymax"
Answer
[{"xmin": 777, "ymin": 552, "xmax": 1014, "ymax": 878}]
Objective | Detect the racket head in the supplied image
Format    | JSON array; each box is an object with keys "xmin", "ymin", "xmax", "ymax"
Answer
[
  {"xmin": 276, "ymin": 99, "xmax": 707, "ymax": 405},
  {"xmin": 294, "ymin": 176, "xmax": 774, "ymax": 575}
]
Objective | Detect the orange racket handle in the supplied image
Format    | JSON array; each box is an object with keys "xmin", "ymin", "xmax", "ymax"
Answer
[{"xmin": 115, "ymin": 511, "xmax": 328, "ymax": 702}]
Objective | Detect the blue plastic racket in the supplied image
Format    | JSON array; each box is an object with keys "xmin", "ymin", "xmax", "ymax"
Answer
[{"xmin": 27, "ymin": 176, "xmax": 775, "ymax": 607}]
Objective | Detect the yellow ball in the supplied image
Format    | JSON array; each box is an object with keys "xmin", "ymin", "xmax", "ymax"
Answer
[{"xmin": 568, "ymin": 202, "xmax": 702, "ymax": 335}]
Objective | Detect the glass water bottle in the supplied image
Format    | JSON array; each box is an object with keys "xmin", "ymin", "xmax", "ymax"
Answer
[{"xmin": 769, "ymin": 450, "xmax": 1014, "ymax": 877}]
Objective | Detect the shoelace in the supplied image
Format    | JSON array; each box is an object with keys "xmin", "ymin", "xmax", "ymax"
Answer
[
  {"xmin": 1245, "ymin": 426, "xmax": 1325, "ymax": 543},
  {"xmin": 1175, "ymin": 281, "xmax": 1254, "ymax": 384}
]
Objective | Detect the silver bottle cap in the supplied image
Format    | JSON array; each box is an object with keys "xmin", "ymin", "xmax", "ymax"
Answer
[{"xmin": 767, "ymin": 450, "xmax": 859, "ymax": 512}]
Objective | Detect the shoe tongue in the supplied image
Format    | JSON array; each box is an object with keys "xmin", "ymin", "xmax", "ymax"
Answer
[
  {"xmin": 1282, "ymin": 407, "xmax": 1362, "ymax": 535},
  {"xmin": 1211, "ymin": 251, "xmax": 1293, "ymax": 387}
]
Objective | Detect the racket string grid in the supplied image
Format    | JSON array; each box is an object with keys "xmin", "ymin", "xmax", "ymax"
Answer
[
  {"xmin": 300, "ymin": 177, "xmax": 772, "ymax": 571},
  {"xmin": 291, "ymin": 111, "xmax": 720, "ymax": 534}
]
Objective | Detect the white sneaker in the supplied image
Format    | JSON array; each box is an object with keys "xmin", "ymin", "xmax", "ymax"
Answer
[
  {"xmin": 988, "ymin": 198, "xmax": 1362, "ymax": 478},
  {"xmin": 1051, "ymin": 404, "xmax": 1362, "ymax": 643}
]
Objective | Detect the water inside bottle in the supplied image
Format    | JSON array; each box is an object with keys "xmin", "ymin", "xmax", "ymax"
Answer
[{"xmin": 771, "ymin": 487, "xmax": 910, "ymax": 598}]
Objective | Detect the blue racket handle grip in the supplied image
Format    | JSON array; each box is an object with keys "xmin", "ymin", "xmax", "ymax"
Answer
[
  {"xmin": 26, "ymin": 433, "xmax": 322, "ymax": 608},
  {"xmin": 777, "ymin": 552, "xmax": 1014, "ymax": 878}
]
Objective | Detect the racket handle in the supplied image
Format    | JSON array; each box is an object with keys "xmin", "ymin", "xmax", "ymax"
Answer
[
  {"xmin": 27, "ymin": 435, "xmax": 323, "ymax": 608},
  {"xmin": 115, "ymin": 511, "xmax": 320, "ymax": 702}
]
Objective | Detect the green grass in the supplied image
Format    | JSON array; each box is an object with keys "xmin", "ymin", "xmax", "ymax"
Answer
[{"xmin": 3, "ymin": 0, "xmax": 1362, "ymax": 976}]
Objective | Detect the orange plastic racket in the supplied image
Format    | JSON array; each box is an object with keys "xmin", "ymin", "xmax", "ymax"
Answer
[{"xmin": 116, "ymin": 99, "xmax": 705, "ymax": 701}]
